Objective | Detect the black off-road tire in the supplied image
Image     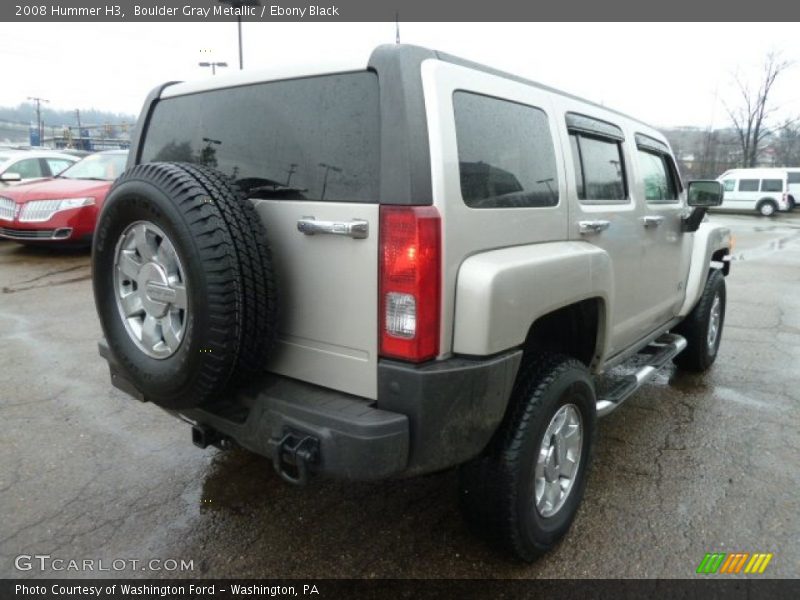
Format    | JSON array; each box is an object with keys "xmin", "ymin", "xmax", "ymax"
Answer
[
  {"xmin": 458, "ymin": 353, "xmax": 596, "ymax": 562},
  {"xmin": 92, "ymin": 162, "xmax": 277, "ymax": 409},
  {"xmin": 672, "ymin": 269, "xmax": 726, "ymax": 373}
]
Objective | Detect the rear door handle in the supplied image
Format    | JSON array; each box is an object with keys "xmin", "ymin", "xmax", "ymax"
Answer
[
  {"xmin": 641, "ymin": 215, "xmax": 665, "ymax": 228},
  {"xmin": 578, "ymin": 220, "xmax": 611, "ymax": 235},
  {"xmin": 297, "ymin": 217, "xmax": 369, "ymax": 239}
]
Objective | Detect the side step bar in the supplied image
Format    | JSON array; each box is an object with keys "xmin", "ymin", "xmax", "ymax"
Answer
[{"xmin": 596, "ymin": 333, "xmax": 687, "ymax": 417}]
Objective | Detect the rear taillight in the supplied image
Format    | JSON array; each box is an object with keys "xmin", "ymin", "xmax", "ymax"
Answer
[{"xmin": 379, "ymin": 206, "xmax": 441, "ymax": 362}]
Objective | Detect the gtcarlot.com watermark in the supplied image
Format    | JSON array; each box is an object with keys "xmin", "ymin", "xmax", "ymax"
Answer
[{"xmin": 15, "ymin": 554, "xmax": 194, "ymax": 573}]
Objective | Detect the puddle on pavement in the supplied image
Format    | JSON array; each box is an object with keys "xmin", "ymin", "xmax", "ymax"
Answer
[{"xmin": 668, "ymin": 370, "xmax": 710, "ymax": 394}]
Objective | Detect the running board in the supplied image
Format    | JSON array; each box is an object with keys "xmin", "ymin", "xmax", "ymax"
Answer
[{"xmin": 595, "ymin": 333, "xmax": 687, "ymax": 417}]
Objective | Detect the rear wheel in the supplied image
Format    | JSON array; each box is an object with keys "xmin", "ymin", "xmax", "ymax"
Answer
[
  {"xmin": 459, "ymin": 353, "xmax": 596, "ymax": 562},
  {"xmin": 757, "ymin": 199, "xmax": 777, "ymax": 217},
  {"xmin": 92, "ymin": 162, "xmax": 277, "ymax": 409}
]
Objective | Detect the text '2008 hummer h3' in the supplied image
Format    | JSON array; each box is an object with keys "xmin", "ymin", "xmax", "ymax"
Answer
[{"xmin": 93, "ymin": 44, "xmax": 731, "ymax": 561}]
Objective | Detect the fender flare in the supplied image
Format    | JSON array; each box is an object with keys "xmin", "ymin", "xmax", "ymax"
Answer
[
  {"xmin": 677, "ymin": 222, "xmax": 731, "ymax": 317},
  {"xmin": 452, "ymin": 241, "xmax": 612, "ymax": 357}
]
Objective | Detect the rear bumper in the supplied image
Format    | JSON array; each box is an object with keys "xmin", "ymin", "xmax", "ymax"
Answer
[{"xmin": 98, "ymin": 339, "xmax": 521, "ymax": 481}]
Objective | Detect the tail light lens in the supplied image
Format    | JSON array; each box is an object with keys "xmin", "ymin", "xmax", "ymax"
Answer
[{"xmin": 379, "ymin": 206, "xmax": 441, "ymax": 362}]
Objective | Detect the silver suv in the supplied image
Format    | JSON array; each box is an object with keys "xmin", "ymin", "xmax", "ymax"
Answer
[{"xmin": 93, "ymin": 44, "xmax": 731, "ymax": 561}]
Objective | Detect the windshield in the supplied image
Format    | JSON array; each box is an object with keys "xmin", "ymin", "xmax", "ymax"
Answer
[{"xmin": 60, "ymin": 152, "xmax": 127, "ymax": 181}]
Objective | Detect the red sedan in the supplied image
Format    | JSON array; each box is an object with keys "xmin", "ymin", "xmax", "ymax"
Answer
[{"xmin": 0, "ymin": 150, "xmax": 128, "ymax": 245}]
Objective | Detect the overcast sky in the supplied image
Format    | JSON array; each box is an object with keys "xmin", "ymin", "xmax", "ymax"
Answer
[{"xmin": 2, "ymin": 22, "xmax": 799, "ymax": 128}]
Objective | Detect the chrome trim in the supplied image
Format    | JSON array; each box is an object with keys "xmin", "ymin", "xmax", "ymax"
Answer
[
  {"xmin": 596, "ymin": 333, "xmax": 687, "ymax": 417},
  {"xmin": 19, "ymin": 199, "xmax": 62, "ymax": 222},
  {"xmin": 0, "ymin": 197, "xmax": 14, "ymax": 221},
  {"xmin": 578, "ymin": 219, "xmax": 611, "ymax": 235},
  {"xmin": 0, "ymin": 226, "xmax": 58, "ymax": 240},
  {"xmin": 297, "ymin": 217, "xmax": 369, "ymax": 239},
  {"xmin": 641, "ymin": 215, "xmax": 665, "ymax": 228}
]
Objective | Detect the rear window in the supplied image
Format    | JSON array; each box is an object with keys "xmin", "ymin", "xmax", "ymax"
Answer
[
  {"xmin": 761, "ymin": 179, "xmax": 783, "ymax": 192},
  {"xmin": 141, "ymin": 72, "xmax": 380, "ymax": 203},
  {"xmin": 739, "ymin": 179, "xmax": 759, "ymax": 192},
  {"xmin": 453, "ymin": 92, "xmax": 559, "ymax": 208}
]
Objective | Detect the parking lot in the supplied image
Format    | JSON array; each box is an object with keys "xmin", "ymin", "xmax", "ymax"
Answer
[{"xmin": 0, "ymin": 211, "xmax": 798, "ymax": 579}]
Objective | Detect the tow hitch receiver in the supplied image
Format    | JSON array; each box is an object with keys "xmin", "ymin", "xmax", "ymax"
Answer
[{"xmin": 270, "ymin": 431, "xmax": 320, "ymax": 485}]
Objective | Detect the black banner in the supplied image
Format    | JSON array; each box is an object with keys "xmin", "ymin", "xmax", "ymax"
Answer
[
  {"xmin": 2, "ymin": 0, "xmax": 800, "ymax": 22},
  {"xmin": 3, "ymin": 579, "xmax": 800, "ymax": 600}
]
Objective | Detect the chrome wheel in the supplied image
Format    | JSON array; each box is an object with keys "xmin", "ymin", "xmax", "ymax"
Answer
[
  {"xmin": 534, "ymin": 404, "xmax": 583, "ymax": 518},
  {"xmin": 760, "ymin": 203, "xmax": 775, "ymax": 216},
  {"xmin": 113, "ymin": 221, "xmax": 188, "ymax": 359},
  {"xmin": 707, "ymin": 293, "xmax": 721, "ymax": 352}
]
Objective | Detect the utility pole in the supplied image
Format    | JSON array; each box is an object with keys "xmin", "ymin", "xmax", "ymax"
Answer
[
  {"xmin": 27, "ymin": 96, "xmax": 49, "ymax": 146},
  {"xmin": 75, "ymin": 109, "xmax": 83, "ymax": 150}
]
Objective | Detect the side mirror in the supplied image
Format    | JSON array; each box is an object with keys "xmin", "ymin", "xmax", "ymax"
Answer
[
  {"xmin": 687, "ymin": 180, "xmax": 724, "ymax": 207},
  {"xmin": 0, "ymin": 172, "xmax": 22, "ymax": 182}
]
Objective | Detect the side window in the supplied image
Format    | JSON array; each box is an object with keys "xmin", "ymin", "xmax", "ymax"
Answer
[
  {"xmin": 571, "ymin": 134, "xmax": 627, "ymax": 202},
  {"xmin": 453, "ymin": 92, "xmax": 559, "ymax": 208},
  {"xmin": 739, "ymin": 179, "xmax": 759, "ymax": 192},
  {"xmin": 9, "ymin": 158, "xmax": 44, "ymax": 179},
  {"xmin": 637, "ymin": 149, "xmax": 677, "ymax": 202},
  {"xmin": 723, "ymin": 179, "xmax": 735, "ymax": 192},
  {"xmin": 788, "ymin": 172, "xmax": 800, "ymax": 184},
  {"xmin": 45, "ymin": 159, "xmax": 73, "ymax": 176},
  {"xmin": 761, "ymin": 179, "xmax": 783, "ymax": 192}
]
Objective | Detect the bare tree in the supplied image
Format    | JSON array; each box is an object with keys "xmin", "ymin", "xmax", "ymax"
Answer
[
  {"xmin": 773, "ymin": 118, "xmax": 800, "ymax": 167},
  {"xmin": 725, "ymin": 52, "xmax": 792, "ymax": 168}
]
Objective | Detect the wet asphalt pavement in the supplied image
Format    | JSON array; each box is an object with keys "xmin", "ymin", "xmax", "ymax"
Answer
[{"xmin": 0, "ymin": 212, "xmax": 798, "ymax": 580}]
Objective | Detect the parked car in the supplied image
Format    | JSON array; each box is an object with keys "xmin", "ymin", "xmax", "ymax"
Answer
[
  {"xmin": 0, "ymin": 150, "xmax": 78, "ymax": 186},
  {"xmin": 93, "ymin": 45, "xmax": 730, "ymax": 562},
  {"xmin": 716, "ymin": 168, "xmax": 792, "ymax": 216},
  {"xmin": 0, "ymin": 150, "xmax": 128, "ymax": 245}
]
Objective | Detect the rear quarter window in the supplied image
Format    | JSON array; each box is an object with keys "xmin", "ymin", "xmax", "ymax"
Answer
[
  {"xmin": 453, "ymin": 91, "xmax": 559, "ymax": 209},
  {"xmin": 761, "ymin": 179, "xmax": 783, "ymax": 192},
  {"xmin": 140, "ymin": 72, "xmax": 380, "ymax": 203}
]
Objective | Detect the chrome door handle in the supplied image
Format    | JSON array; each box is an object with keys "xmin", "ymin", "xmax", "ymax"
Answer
[
  {"xmin": 642, "ymin": 215, "xmax": 665, "ymax": 228},
  {"xmin": 578, "ymin": 220, "xmax": 611, "ymax": 235},
  {"xmin": 297, "ymin": 217, "xmax": 369, "ymax": 239}
]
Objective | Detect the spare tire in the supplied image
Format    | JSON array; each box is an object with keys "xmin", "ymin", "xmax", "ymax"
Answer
[{"xmin": 92, "ymin": 162, "xmax": 277, "ymax": 409}]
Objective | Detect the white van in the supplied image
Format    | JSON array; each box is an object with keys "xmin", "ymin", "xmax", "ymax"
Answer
[{"xmin": 717, "ymin": 168, "xmax": 791, "ymax": 216}]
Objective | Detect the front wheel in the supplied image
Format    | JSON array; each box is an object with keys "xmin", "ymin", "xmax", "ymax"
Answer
[
  {"xmin": 459, "ymin": 354, "xmax": 596, "ymax": 562},
  {"xmin": 673, "ymin": 269, "xmax": 726, "ymax": 372}
]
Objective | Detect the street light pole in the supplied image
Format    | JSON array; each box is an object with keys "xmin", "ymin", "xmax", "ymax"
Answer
[
  {"xmin": 219, "ymin": 0, "xmax": 260, "ymax": 70},
  {"xmin": 199, "ymin": 61, "xmax": 228, "ymax": 75},
  {"xmin": 238, "ymin": 17, "xmax": 243, "ymax": 70}
]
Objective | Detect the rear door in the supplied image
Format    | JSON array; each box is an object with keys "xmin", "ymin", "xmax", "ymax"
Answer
[
  {"xmin": 560, "ymin": 110, "xmax": 650, "ymax": 354},
  {"xmin": 141, "ymin": 72, "xmax": 382, "ymax": 399},
  {"xmin": 788, "ymin": 171, "xmax": 800, "ymax": 201}
]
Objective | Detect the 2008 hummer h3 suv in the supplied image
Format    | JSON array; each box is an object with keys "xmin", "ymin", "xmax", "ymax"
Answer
[{"xmin": 93, "ymin": 44, "xmax": 731, "ymax": 561}]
